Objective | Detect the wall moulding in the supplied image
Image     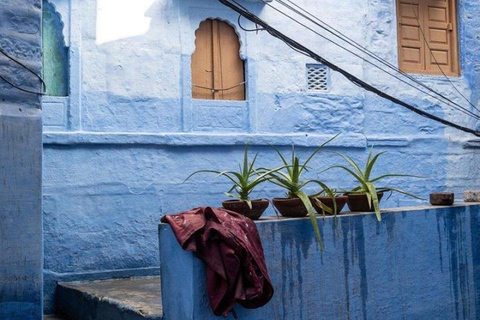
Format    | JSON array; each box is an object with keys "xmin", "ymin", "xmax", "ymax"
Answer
[{"xmin": 42, "ymin": 132, "xmax": 367, "ymax": 148}]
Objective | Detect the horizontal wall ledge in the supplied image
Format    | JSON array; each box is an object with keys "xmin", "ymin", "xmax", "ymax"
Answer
[
  {"xmin": 43, "ymin": 131, "xmax": 469, "ymax": 148},
  {"xmin": 43, "ymin": 132, "xmax": 367, "ymax": 148}
]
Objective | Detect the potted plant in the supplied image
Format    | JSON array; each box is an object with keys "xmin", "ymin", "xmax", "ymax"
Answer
[
  {"xmin": 184, "ymin": 145, "xmax": 280, "ymax": 220},
  {"xmin": 265, "ymin": 134, "xmax": 338, "ymax": 249},
  {"xmin": 311, "ymin": 186, "xmax": 348, "ymax": 216},
  {"xmin": 327, "ymin": 149, "xmax": 423, "ymax": 221}
]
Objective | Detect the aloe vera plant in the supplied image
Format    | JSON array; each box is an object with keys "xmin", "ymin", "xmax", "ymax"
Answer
[
  {"xmin": 266, "ymin": 134, "xmax": 339, "ymax": 250},
  {"xmin": 328, "ymin": 149, "xmax": 423, "ymax": 221},
  {"xmin": 311, "ymin": 186, "xmax": 339, "ymax": 216},
  {"xmin": 184, "ymin": 145, "xmax": 279, "ymax": 209}
]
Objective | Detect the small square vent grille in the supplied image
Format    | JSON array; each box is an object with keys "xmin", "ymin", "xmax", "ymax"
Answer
[{"xmin": 307, "ymin": 64, "xmax": 329, "ymax": 91}]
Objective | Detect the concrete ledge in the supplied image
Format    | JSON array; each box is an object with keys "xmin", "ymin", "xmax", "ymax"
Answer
[
  {"xmin": 159, "ymin": 203, "xmax": 480, "ymax": 320},
  {"xmin": 43, "ymin": 132, "xmax": 367, "ymax": 148},
  {"xmin": 43, "ymin": 267, "xmax": 160, "ymax": 314},
  {"xmin": 56, "ymin": 277, "xmax": 162, "ymax": 320}
]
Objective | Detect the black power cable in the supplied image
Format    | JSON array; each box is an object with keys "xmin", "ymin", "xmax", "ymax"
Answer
[
  {"xmin": 264, "ymin": 0, "xmax": 480, "ymax": 120},
  {"xmin": 218, "ymin": 0, "xmax": 480, "ymax": 137},
  {"xmin": 0, "ymin": 46, "xmax": 46, "ymax": 95},
  {"xmin": 277, "ymin": 0, "xmax": 479, "ymax": 115}
]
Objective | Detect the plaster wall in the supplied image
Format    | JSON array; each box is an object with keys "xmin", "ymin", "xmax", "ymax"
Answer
[
  {"xmin": 159, "ymin": 204, "xmax": 480, "ymax": 320},
  {"xmin": 42, "ymin": 0, "xmax": 480, "ymax": 312},
  {"xmin": 0, "ymin": 0, "xmax": 43, "ymax": 319}
]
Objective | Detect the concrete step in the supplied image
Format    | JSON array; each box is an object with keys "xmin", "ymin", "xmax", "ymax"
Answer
[{"xmin": 56, "ymin": 276, "xmax": 163, "ymax": 320}]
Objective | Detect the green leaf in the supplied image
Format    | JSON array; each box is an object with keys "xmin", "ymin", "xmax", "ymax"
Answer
[
  {"xmin": 272, "ymin": 146, "xmax": 293, "ymax": 177},
  {"xmin": 296, "ymin": 190, "xmax": 324, "ymax": 251},
  {"xmin": 381, "ymin": 187, "xmax": 426, "ymax": 200},
  {"xmin": 364, "ymin": 151, "xmax": 387, "ymax": 180},
  {"xmin": 370, "ymin": 173, "xmax": 425, "ymax": 183},
  {"xmin": 183, "ymin": 169, "xmax": 222, "ymax": 183},
  {"xmin": 334, "ymin": 152, "xmax": 364, "ymax": 179},
  {"xmin": 366, "ymin": 182, "xmax": 381, "ymax": 221},
  {"xmin": 300, "ymin": 133, "xmax": 339, "ymax": 175},
  {"xmin": 326, "ymin": 165, "xmax": 368, "ymax": 190},
  {"xmin": 243, "ymin": 144, "xmax": 249, "ymax": 177},
  {"xmin": 314, "ymin": 198, "xmax": 333, "ymax": 215}
]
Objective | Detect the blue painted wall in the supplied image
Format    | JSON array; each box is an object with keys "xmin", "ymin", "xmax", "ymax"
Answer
[
  {"xmin": 159, "ymin": 204, "xmax": 480, "ymax": 319},
  {"xmin": 42, "ymin": 0, "xmax": 480, "ymax": 312},
  {"xmin": 0, "ymin": 0, "xmax": 43, "ymax": 319}
]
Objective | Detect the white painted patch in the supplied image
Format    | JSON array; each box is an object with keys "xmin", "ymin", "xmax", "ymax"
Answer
[{"xmin": 96, "ymin": 0, "xmax": 156, "ymax": 45}]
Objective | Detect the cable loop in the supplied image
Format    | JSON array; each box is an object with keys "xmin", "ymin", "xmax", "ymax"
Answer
[{"xmin": 192, "ymin": 81, "xmax": 246, "ymax": 93}]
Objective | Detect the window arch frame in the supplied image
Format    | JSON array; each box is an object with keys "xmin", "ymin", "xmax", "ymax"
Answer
[
  {"xmin": 191, "ymin": 18, "xmax": 246, "ymax": 101},
  {"xmin": 179, "ymin": 7, "xmax": 257, "ymax": 133}
]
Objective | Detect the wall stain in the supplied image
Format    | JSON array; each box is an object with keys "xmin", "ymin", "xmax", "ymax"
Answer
[
  {"xmin": 437, "ymin": 207, "xmax": 472, "ymax": 320},
  {"xmin": 279, "ymin": 220, "xmax": 314, "ymax": 319},
  {"xmin": 468, "ymin": 206, "xmax": 480, "ymax": 318},
  {"xmin": 342, "ymin": 216, "xmax": 368, "ymax": 320}
]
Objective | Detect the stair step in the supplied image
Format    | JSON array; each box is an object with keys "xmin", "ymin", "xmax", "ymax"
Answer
[{"xmin": 57, "ymin": 276, "xmax": 163, "ymax": 320}]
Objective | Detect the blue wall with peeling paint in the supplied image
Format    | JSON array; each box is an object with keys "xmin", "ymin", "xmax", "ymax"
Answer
[
  {"xmin": 160, "ymin": 204, "xmax": 480, "ymax": 320},
  {"xmin": 0, "ymin": 0, "xmax": 43, "ymax": 319},
  {"xmin": 41, "ymin": 0, "xmax": 480, "ymax": 313}
]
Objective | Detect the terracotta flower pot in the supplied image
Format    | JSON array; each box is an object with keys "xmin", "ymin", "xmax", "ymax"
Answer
[
  {"xmin": 222, "ymin": 199, "xmax": 269, "ymax": 220},
  {"xmin": 272, "ymin": 198, "xmax": 308, "ymax": 217},
  {"xmin": 311, "ymin": 196, "xmax": 348, "ymax": 215},
  {"xmin": 346, "ymin": 192, "xmax": 384, "ymax": 212}
]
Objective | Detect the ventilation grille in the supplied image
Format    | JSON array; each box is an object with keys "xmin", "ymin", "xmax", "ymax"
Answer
[{"xmin": 307, "ymin": 64, "xmax": 329, "ymax": 91}]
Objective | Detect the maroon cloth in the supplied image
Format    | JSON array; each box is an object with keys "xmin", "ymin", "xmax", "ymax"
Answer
[{"xmin": 161, "ymin": 207, "xmax": 274, "ymax": 317}]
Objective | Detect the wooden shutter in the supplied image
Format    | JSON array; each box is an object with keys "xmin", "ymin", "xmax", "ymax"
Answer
[
  {"xmin": 423, "ymin": 0, "xmax": 459, "ymax": 75},
  {"xmin": 397, "ymin": 0, "xmax": 426, "ymax": 73},
  {"xmin": 191, "ymin": 19, "xmax": 245, "ymax": 101},
  {"xmin": 397, "ymin": 0, "xmax": 459, "ymax": 76}
]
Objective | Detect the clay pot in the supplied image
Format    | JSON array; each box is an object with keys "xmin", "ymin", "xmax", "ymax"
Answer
[
  {"xmin": 222, "ymin": 199, "xmax": 269, "ymax": 220},
  {"xmin": 430, "ymin": 192, "xmax": 454, "ymax": 205},
  {"xmin": 311, "ymin": 196, "xmax": 348, "ymax": 215},
  {"xmin": 346, "ymin": 192, "xmax": 384, "ymax": 212},
  {"xmin": 272, "ymin": 198, "xmax": 308, "ymax": 217}
]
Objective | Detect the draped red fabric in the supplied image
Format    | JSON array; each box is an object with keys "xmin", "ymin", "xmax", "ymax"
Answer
[{"xmin": 161, "ymin": 207, "xmax": 274, "ymax": 317}]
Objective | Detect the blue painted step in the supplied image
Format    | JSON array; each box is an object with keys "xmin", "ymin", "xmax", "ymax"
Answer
[{"xmin": 56, "ymin": 277, "xmax": 163, "ymax": 320}]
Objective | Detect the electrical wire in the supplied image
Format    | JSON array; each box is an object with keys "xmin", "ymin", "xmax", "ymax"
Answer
[
  {"xmin": 277, "ymin": 0, "xmax": 480, "ymax": 115},
  {"xmin": 192, "ymin": 81, "xmax": 246, "ymax": 92},
  {"xmin": 218, "ymin": 0, "xmax": 480, "ymax": 136},
  {"xmin": 0, "ymin": 46, "xmax": 46, "ymax": 95},
  {"xmin": 238, "ymin": 15, "xmax": 265, "ymax": 33},
  {"xmin": 261, "ymin": 0, "xmax": 480, "ymax": 120},
  {"xmin": 411, "ymin": 7, "xmax": 476, "ymax": 109},
  {"xmin": 0, "ymin": 73, "xmax": 46, "ymax": 95}
]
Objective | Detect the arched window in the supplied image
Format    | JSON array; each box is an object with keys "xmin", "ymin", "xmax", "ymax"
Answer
[
  {"xmin": 42, "ymin": 0, "xmax": 69, "ymax": 96},
  {"xmin": 191, "ymin": 19, "xmax": 245, "ymax": 101}
]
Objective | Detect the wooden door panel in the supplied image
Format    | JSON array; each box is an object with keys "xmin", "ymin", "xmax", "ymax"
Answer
[
  {"xmin": 192, "ymin": 19, "xmax": 245, "ymax": 101},
  {"xmin": 192, "ymin": 20, "xmax": 214, "ymax": 100},
  {"xmin": 213, "ymin": 20, "xmax": 245, "ymax": 101},
  {"xmin": 398, "ymin": 0, "xmax": 425, "ymax": 72}
]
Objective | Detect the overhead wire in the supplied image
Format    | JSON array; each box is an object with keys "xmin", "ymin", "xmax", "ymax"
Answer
[
  {"xmin": 411, "ymin": 7, "xmax": 476, "ymax": 109},
  {"xmin": 277, "ymin": 0, "xmax": 479, "ymax": 115},
  {"xmin": 260, "ymin": 0, "xmax": 480, "ymax": 120},
  {"xmin": 218, "ymin": 0, "xmax": 480, "ymax": 136},
  {"xmin": 0, "ymin": 46, "xmax": 46, "ymax": 95}
]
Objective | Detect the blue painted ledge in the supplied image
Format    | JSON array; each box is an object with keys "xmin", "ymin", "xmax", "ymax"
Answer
[
  {"xmin": 43, "ymin": 132, "xmax": 366, "ymax": 147},
  {"xmin": 158, "ymin": 203, "xmax": 480, "ymax": 320}
]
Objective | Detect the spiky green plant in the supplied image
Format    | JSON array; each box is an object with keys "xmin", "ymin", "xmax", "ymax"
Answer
[
  {"xmin": 265, "ymin": 134, "xmax": 339, "ymax": 250},
  {"xmin": 327, "ymin": 149, "xmax": 424, "ymax": 221},
  {"xmin": 311, "ymin": 185, "xmax": 339, "ymax": 216},
  {"xmin": 184, "ymin": 145, "xmax": 281, "ymax": 209}
]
